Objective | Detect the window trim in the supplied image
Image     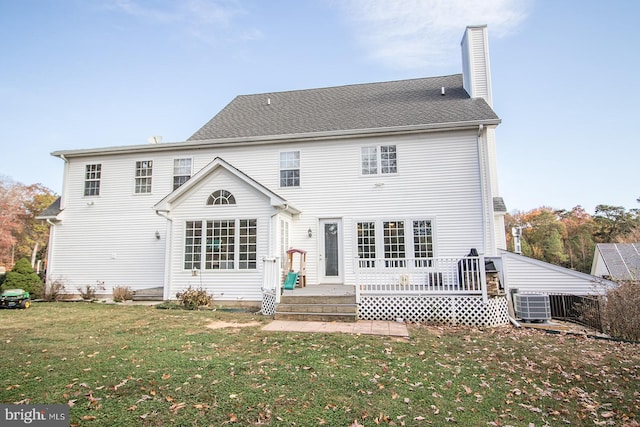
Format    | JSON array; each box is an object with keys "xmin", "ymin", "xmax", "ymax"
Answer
[
  {"xmin": 173, "ymin": 157, "xmax": 193, "ymax": 191},
  {"xmin": 83, "ymin": 163, "xmax": 102, "ymax": 197},
  {"xmin": 279, "ymin": 150, "xmax": 300, "ymax": 188},
  {"xmin": 360, "ymin": 144, "xmax": 398, "ymax": 176},
  {"xmin": 183, "ymin": 218, "xmax": 258, "ymax": 271},
  {"xmin": 355, "ymin": 217, "xmax": 435, "ymax": 268},
  {"xmin": 134, "ymin": 160, "xmax": 153, "ymax": 194},
  {"xmin": 206, "ymin": 190, "xmax": 236, "ymax": 206}
]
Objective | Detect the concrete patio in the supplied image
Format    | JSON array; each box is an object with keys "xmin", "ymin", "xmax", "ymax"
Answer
[{"xmin": 262, "ymin": 319, "xmax": 409, "ymax": 338}]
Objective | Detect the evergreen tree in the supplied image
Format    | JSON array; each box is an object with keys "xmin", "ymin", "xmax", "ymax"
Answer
[{"xmin": 2, "ymin": 257, "xmax": 43, "ymax": 297}]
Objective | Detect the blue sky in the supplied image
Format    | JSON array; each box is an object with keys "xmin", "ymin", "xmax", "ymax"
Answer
[{"xmin": 1, "ymin": 0, "xmax": 638, "ymax": 214}]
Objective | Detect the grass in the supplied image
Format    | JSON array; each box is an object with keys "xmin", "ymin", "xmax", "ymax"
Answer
[{"xmin": 0, "ymin": 303, "xmax": 638, "ymax": 426}]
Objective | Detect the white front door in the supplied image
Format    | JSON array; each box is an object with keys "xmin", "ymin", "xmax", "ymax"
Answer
[{"xmin": 319, "ymin": 218, "xmax": 343, "ymax": 284}]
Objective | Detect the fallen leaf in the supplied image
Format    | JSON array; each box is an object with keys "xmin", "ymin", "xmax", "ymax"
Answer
[{"xmin": 169, "ymin": 402, "xmax": 186, "ymax": 414}]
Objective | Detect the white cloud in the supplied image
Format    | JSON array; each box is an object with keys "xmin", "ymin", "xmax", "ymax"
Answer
[
  {"xmin": 104, "ymin": 0, "xmax": 258, "ymax": 44},
  {"xmin": 338, "ymin": 0, "xmax": 532, "ymax": 70}
]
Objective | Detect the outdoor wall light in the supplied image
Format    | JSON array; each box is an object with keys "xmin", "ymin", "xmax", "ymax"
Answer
[
  {"xmin": 308, "ymin": 228, "xmax": 313, "ymax": 238},
  {"xmin": 155, "ymin": 230, "xmax": 161, "ymax": 240}
]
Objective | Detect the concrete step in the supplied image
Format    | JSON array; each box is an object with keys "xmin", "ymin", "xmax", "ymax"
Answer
[
  {"xmin": 132, "ymin": 287, "xmax": 164, "ymax": 301},
  {"xmin": 276, "ymin": 303, "xmax": 358, "ymax": 314},
  {"xmin": 274, "ymin": 311, "xmax": 358, "ymax": 322}
]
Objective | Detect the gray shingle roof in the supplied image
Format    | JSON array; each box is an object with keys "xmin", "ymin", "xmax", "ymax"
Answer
[
  {"xmin": 596, "ymin": 243, "xmax": 640, "ymax": 281},
  {"xmin": 37, "ymin": 197, "xmax": 61, "ymax": 219},
  {"xmin": 493, "ymin": 197, "xmax": 507, "ymax": 212},
  {"xmin": 188, "ymin": 74, "xmax": 499, "ymax": 141}
]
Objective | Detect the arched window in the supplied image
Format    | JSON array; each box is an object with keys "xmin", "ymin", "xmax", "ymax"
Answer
[{"xmin": 207, "ymin": 190, "xmax": 236, "ymax": 206}]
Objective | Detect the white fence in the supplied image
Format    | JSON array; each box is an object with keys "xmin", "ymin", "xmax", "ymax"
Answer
[
  {"xmin": 355, "ymin": 256, "xmax": 488, "ymax": 302},
  {"xmin": 260, "ymin": 257, "xmax": 280, "ymax": 315}
]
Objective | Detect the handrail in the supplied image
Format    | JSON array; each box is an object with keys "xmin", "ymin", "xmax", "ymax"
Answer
[{"xmin": 355, "ymin": 256, "xmax": 487, "ymax": 299}]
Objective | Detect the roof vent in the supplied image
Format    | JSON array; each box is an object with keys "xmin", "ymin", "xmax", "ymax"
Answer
[{"xmin": 441, "ymin": 87, "xmax": 445, "ymax": 96}]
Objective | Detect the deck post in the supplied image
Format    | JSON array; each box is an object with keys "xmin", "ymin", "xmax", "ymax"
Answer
[{"xmin": 480, "ymin": 255, "xmax": 488, "ymax": 303}]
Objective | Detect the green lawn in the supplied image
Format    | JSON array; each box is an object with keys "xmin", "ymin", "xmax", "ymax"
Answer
[{"xmin": 0, "ymin": 303, "xmax": 638, "ymax": 426}]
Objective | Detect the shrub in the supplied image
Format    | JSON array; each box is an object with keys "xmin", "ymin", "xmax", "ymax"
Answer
[
  {"xmin": 42, "ymin": 279, "xmax": 66, "ymax": 302},
  {"xmin": 112, "ymin": 286, "xmax": 133, "ymax": 302},
  {"xmin": 2, "ymin": 258, "xmax": 43, "ymax": 298},
  {"xmin": 77, "ymin": 285, "xmax": 97, "ymax": 300},
  {"xmin": 601, "ymin": 281, "xmax": 640, "ymax": 341},
  {"xmin": 176, "ymin": 286, "xmax": 213, "ymax": 310}
]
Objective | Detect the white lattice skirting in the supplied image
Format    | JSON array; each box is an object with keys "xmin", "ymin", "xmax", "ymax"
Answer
[
  {"xmin": 260, "ymin": 291, "xmax": 277, "ymax": 316},
  {"xmin": 358, "ymin": 295, "xmax": 509, "ymax": 327}
]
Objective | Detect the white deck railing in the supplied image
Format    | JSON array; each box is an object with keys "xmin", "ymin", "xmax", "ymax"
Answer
[
  {"xmin": 355, "ymin": 256, "xmax": 488, "ymax": 302},
  {"xmin": 261, "ymin": 256, "xmax": 281, "ymax": 304}
]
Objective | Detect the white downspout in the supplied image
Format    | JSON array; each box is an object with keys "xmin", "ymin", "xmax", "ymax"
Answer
[
  {"xmin": 44, "ymin": 219, "xmax": 56, "ymax": 287},
  {"xmin": 155, "ymin": 209, "xmax": 173, "ymax": 301}
]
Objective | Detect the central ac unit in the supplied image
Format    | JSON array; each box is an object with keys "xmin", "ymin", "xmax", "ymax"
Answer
[{"xmin": 514, "ymin": 293, "xmax": 551, "ymax": 322}]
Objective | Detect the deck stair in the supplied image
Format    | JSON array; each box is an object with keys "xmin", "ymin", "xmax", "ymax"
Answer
[{"xmin": 274, "ymin": 285, "xmax": 358, "ymax": 322}]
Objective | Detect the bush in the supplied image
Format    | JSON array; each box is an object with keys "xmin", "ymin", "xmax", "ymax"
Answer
[
  {"xmin": 601, "ymin": 281, "xmax": 640, "ymax": 341},
  {"xmin": 2, "ymin": 258, "xmax": 43, "ymax": 298},
  {"xmin": 112, "ymin": 286, "xmax": 133, "ymax": 302},
  {"xmin": 77, "ymin": 285, "xmax": 97, "ymax": 300},
  {"xmin": 176, "ymin": 286, "xmax": 214, "ymax": 310},
  {"xmin": 42, "ymin": 279, "xmax": 66, "ymax": 302}
]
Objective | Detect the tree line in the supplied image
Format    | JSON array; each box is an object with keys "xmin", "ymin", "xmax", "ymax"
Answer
[
  {"xmin": 505, "ymin": 205, "xmax": 640, "ymax": 274},
  {"xmin": 0, "ymin": 176, "xmax": 57, "ymax": 269}
]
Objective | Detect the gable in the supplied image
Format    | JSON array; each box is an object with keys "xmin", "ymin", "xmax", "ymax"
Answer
[{"xmin": 154, "ymin": 157, "xmax": 299, "ymax": 215}]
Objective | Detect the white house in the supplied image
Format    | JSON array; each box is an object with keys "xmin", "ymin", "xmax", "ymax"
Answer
[{"xmin": 45, "ymin": 25, "xmax": 599, "ymax": 325}]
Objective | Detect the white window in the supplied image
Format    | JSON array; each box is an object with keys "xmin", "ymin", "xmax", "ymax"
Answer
[
  {"xmin": 84, "ymin": 164, "xmax": 101, "ymax": 196},
  {"xmin": 383, "ymin": 221, "xmax": 405, "ymax": 267},
  {"xmin": 205, "ymin": 220, "xmax": 235, "ymax": 270},
  {"xmin": 239, "ymin": 219, "xmax": 257, "ymax": 269},
  {"xmin": 173, "ymin": 158, "xmax": 192, "ymax": 190},
  {"xmin": 184, "ymin": 221, "xmax": 202, "ymax": 270},
  {"xmin": 413, "ymin": 220, "xmax": 434, "ymax": 267},
  {"xmin": 280, "ymin": 151, "xmax": 300, "ymax": 187},
  {"xmin": 184, "ymin": 219, "xmax": 257, "ymax": 270},
  {"xmin": 356, "ymin": 219, "xmax": 433, "ymax": 268},
  {"xmin": 356, "ymin": 222, "xmax": 376, "ymax": 267},
  {"xmin": 361, "ymin": 145, "xmax": 397, "ymax": 175},
  {"xmin": 134, "ymin": 160, "xmax": 153, "ymax": 194},
  {"xmin": 207, "ymin": 190, "xmax": 236, "ymax": 205}
]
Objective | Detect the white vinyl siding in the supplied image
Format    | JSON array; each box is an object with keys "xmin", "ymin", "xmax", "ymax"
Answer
[
  {"xmin": 47, "ymin": 128, "xmax": 491, "ymax": 299},
  {"xmin": 501, "ymin": 251, "xmax": 608, "ymax": 296}
]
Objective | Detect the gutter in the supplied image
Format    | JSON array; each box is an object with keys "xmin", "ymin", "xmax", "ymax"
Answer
[{"xmin": 50, "ymin": 119, "xmax": 502, "ymax": 159}]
